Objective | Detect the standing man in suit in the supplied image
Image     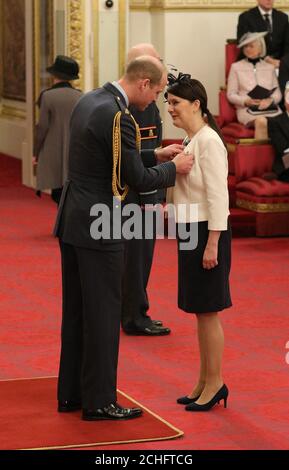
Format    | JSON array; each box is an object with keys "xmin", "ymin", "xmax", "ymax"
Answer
[
  {"xmin": 54, "ymin": 56, "xmax": 193, "ymax": 421},
  {"xmin": 121, "ymin": 44, "xmax": 184, "ymax": 336},
  {"xmin": 237, "ymin": 0, "xmax": 289, "ymax": 69},
  {"xmin": 268, "ymin": 86, "xmax": 289, "ymax": 182}
]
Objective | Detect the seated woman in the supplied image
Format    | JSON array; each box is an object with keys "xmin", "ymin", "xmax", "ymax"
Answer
[{"xmin": 227, "ymin": 31, "xmax": 282, "ymax": 139}]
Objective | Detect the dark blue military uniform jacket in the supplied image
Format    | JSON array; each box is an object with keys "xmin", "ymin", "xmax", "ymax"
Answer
[
  {"xmin": 129, "ymin": 102, "xmax": 163, "ymax": 204},
  {"xmin": 54, "ymin": 83, "xmax": 176, "ymax": 249}
]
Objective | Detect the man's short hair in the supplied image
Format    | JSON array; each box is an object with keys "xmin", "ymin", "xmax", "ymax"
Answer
[{"xmin": 126, "ymin": 56, "xmax": 165, "ymax": 86}]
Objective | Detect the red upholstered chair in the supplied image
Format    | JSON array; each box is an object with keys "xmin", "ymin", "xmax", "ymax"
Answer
[
  {"xmin": 219, "ymin": 89, "xmax": 254, "ymax": 174},
  {"xmin": 234, "ymin": 144, "xmax": 275, "ymax": 183},
  {"xmin": 218, "ymin": 43, "xmax": 253, "ymax": 178},
  {"xmin": 234, "ymin": 145, "xmax": 289, "ymax": 236},
  {"xmin": 225, "ymin": 41, "xmax": 238, "ymax": 81}
]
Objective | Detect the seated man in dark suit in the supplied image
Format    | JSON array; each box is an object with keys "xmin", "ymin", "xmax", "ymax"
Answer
[
  {"xmin": 267, "ymin": 85, "xmax": 289, "ymax": 182},
  {"xmin": 278, "ymin": 53, "xmax": 289, "ymax": 98},
  {"xmin": 237, "ymin": 0, "xmax": 289, "ymax": 69}
]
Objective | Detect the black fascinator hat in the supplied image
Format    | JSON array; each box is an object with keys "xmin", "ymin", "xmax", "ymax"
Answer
[
  {"xmin": 165, "ymin": 71, "xmax": 208, "ymax": 115},
  {"xmin": 167, "ymin": 72, "xmax": 192, "ymax": 87}
]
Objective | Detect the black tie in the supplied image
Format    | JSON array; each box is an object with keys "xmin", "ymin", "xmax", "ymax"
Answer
[{"xmin": 264, "ymin": 13, "xmax": 272, "ymax": 33}]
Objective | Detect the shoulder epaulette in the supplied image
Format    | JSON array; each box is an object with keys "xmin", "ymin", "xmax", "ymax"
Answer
[{"xmin": 114, "ymin": 95, "xmax": 127, "ymax": 112}]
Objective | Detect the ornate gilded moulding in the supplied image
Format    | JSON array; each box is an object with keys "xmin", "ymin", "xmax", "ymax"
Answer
[
  {"xmin": 67, "ymin": 0, "xmax": 85, "ymax": 91},
  {"xmin": 129, "ymin": 0, "xmax": 289, "ymax": 11}
]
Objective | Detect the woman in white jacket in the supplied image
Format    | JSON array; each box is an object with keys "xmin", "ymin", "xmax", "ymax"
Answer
[
  {"xmin": 227, "ymin": 31, "xmax": 282, "ymax": 139},
  {"xmin": 166, "ymin": 74, "xmax": 231, "ymax": 412}
]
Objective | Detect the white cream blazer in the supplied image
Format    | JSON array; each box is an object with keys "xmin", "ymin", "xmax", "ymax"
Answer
[{"xmin": 166, "ymin": 125, "xmax": 230, "ymax": 230}]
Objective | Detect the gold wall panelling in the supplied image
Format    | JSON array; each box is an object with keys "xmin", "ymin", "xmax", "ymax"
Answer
[
  {"xmin": 67, "ymin": 0, "xmax": 85, "ymax": 91},
  {"xmin": 0, "ymin": 104, "xmax": 26, "ymax": 120},
  {"xmin": 119, "ymin": 0, "xmax": 127, "ymax": 78},
  {"xmin": 92, "ymin": 0, "xmax": 99, "ymax": 89},
  {"xmin": 33, "ymin": 0, "xmax": 40, "ymax": 123},
  {"xmin": 130, "ymin": 0, "xmax": 151, "ymax": 8},
  {"xmin": 33, "ymin": 0, "xmax": 54, "ymax": 124},
  {"xmin": 129, "ymin": 0, "xmax": 289, "ymax": 11}
]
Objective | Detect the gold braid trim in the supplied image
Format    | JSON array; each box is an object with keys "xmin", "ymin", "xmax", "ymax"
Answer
[
  {"xmin": 130, "ymin": 113, "xmax": 142, "ymax": 152},
  {"xmin": 112, "ymin": 111, "xmax": 141, "ymax": 201}
]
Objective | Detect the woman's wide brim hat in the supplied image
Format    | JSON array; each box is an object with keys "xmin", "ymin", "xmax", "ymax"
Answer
[
  {"xmin": 46, "ymin": 55, "xmax": 79, "ymax": 80},
  {"xmin": 237, "ymin": 31, "xmax": 268, "ymax": 48}
]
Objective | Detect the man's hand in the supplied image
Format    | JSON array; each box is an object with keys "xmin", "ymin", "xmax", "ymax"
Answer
[
  {"xmin": 155, "ymin": 144, "xmax": 184, "ymax": 162},
  {"xmin": 172, "ymin": 151, "xmax": 194, "ymax": 174}
]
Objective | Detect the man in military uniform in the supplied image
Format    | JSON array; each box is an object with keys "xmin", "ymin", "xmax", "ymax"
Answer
[
  {"xmin": 121, "ymin": 44, "xmax": 184, "ymax": 336},
  {"xmin": 54, "ymin": 56, "xmax": 193, "ymax": 421}
]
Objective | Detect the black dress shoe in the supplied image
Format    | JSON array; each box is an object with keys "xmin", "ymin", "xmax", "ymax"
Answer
[
  {"xmin": 152, "ymin": 319, "xmax": 163, "ymax": 327},
  {"xmin": 58, "ymin": 400, "xmax": 82, "ymax": 412},
  {"xmin": 177, "ymin": 395, "xmax": 200, "ymax": 405},
  {"xmin": 124, "ymin": 325, "xmax": 171, "ymax": 336},
  {"xmin": 82, "ymin": 402, "xmax": 143, "ymax": 421}
]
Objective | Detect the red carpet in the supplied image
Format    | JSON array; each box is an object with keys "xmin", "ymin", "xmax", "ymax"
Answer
[
  {"xmin": 1, "ymin": 153, "xmax": 289, "ymax": 450},
  {"xmin": 0, "ymin": 153, "xmax": 21, "ymax": 187},
  {"xmin": 0, "ymin": 377, "xmax": 182, "ymax": 450}
]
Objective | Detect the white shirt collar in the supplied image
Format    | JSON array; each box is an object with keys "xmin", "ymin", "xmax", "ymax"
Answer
[
  {"xmin": 112, "ymin": 81, "xmax": 129, "ymax": 107},
  {"xmin": 258, "ymin": 6, "xmax": 272, "ymax": 17}
]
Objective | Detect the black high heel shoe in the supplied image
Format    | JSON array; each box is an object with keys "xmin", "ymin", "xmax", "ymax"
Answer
[
  {"xmin": 185, "ymin": 384, "xmax": 228, "ymax": 412},
  {"xmin": 177, "ymin": 395, "xmax": 201, "ymax": 405}
]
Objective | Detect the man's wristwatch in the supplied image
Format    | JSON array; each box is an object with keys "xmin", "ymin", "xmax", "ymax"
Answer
[{"xmin": 154, "ymin": 146, "xmax": 162, "ymax": 157}]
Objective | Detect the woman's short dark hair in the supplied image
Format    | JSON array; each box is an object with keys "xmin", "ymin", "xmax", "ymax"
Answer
[
  {"xmin": 165, "ymin": 74, "xmax": 208, "ymax": 114},
  {"xmin": 165, "ymin": 73, "xmax": 226, "ymax": 147}
]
